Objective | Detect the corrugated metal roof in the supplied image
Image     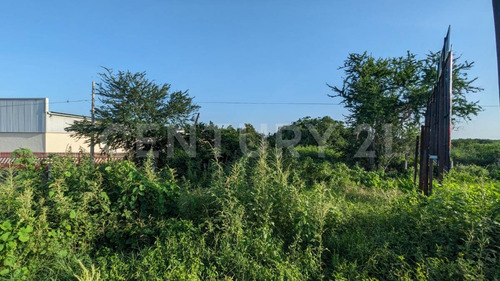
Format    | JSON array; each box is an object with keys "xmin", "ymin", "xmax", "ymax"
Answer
[
  {"xmin": 48, "ymin": 111, "xmax": 89, "ymax": 119},
  {"xmin": 0, "ymin": 99, "xmax": 46, "ymax": 132}
]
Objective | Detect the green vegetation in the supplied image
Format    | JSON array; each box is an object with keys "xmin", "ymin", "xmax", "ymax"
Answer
[
  {"xmin": 329, "ymin": 52, "xmax": 483, "ymax": 168},
  {"xmin": 2, "ymin": 55, "xmax": 494, "ymax": 279},
  {"xmin": 452, "ymin": 139, "xmax": 500, "ymax": 167},
  {"xmin": 66, "ymin": 68, "xmax": 200, "ymax": 157},
  {"xmin": 1, "ymin": 146, "xmax": 498, "ymax": 280},
  {"xmin": 451, "ymin": 139, "xmax": 500, "ymax": 181}
]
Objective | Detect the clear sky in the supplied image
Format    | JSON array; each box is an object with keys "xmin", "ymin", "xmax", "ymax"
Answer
[{"xmin": 1, "ymin": 0, "xmax": 498, "ymax": 138}]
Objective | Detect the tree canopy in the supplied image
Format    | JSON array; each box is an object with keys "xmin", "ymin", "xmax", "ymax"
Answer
[
  {"xmin": 67, "ymin": 68, "xmax": 200, "ymax": 157},
  {"xmin": 328, "ymin": 51, "xmax": 483, "ymax": 169}
]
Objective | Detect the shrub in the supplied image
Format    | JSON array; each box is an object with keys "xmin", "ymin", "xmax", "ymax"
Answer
[{"xmin": 0, "ymin": 148, "xmax": 498, "ymax": 280}]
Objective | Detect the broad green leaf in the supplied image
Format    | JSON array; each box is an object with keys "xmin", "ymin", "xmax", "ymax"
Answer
[
  {"xmin": 0, "ymin": 221, "xmax": 11, "ymax": 231},
  {"xmin": 18, "ymin": 233, "xmax": 29, "ymax": 243},
  {"xmin": 0, "ymin": 232, "xmax": 10, "ymax": 242},
  {"xmin": 25, "ymin": 225, "xmax": 33, "ymax": 233},
  {"xmin": 57, "ymin": 250, "xmax": 68, "ymax": 257},
  {"xmin": 100, "ymin": 191, "xmax": 109, "ymax": 201},
  {"xmin": 6, "ymin": 241, "xmax": 16, "ymax": 249},
  {"xmin": 3, "ymin": 257, "xmax": 15, "ymax": 267},
  {"xmin": 69, "ymin": 210, "xmax": 76, "ymax": 219}
]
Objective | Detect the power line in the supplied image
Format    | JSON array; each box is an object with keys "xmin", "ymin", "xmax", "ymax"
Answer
[
  {"xmin": 0, "ymin": 99, "xmax": 91, "ymax": 109},
  {"xmin": 198, "ymin": 101, "xmax": 500, "ymax": 107},
  {"xmin": 51, "ymin": 99, "xmax": 90, "ymax": 104},
  {"xmin": 0, "ymin": 99, "xmax": 498, "ymax": 109},
  {"xmin": 197, "ymin": 101, "xmax": 344, "ymax": 106}
]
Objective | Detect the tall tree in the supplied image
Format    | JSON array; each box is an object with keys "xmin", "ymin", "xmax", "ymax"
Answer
[
  {"xmin": 67, "ymin": 68, "xmax": 200, "ymax": 158},
  {"xmin": 329, "ymin": 51, "xmax": 482, "ymax": 169},
  {"xmin": 420, "ymin": 52, "xmax": 483, "ymax": 122},
  {"xmin": 271, "ymin": 116, "xmax": 350, "ymax": 153}
]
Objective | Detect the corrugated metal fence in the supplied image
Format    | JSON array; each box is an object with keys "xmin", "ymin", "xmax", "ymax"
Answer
[
  {"xmin": 415, "ymin": 28, "xmax": 453, "ymax": 195},
  {"xmin": 0, "ymin": 152, "xmax": 126, "ymax": 167}
]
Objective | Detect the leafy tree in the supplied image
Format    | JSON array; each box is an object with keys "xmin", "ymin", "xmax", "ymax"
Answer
[
  {"xmin": 67, "ymin": 68, "xmax": 200, "ymax": 159},
  {"xmin": 270, "ymin": 116, "xmax": 352, "ymax": 162},
  {"xmin": 276, "ymin": 116, "xmax": 348, "ymax": 146},
  {"xmin": 161, "ymin": 122, "xmax": 263, "ymax": 183},
  {"xmin": 420, "ymin": 52, "xmax": 483, "ymax": 122},
  {"xmin": 329, "ymin": 51, "xmax": 482, "ymax": 169}
]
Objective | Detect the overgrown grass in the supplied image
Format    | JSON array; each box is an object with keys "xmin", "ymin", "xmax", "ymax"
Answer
[{"xmin": 0, "ymin": 147, "xmax": 499, "ymax": 280}]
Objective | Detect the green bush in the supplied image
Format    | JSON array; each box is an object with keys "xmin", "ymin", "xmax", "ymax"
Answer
[
  {"xmin": 451, "ymin": 139, "xmax": 500, "ymax": 167},
  {"xmin": 0, "ymin": 147, "xmax": 498, "ymax": 280}
]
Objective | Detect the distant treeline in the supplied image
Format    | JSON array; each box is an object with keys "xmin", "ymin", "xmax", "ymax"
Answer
[{"xmin": 451, "ymin": 139, "xmax": 500, "ymax": 167}]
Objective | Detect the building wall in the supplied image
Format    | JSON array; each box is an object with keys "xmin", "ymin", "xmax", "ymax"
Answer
[
  {"xmin": 46, "ymin": 114, "xmax": 96, "ymax": 152},
  {"xmin": 0, "ymin": 98, "xmax": 46, "ymax": 132},
  {"xmin": 0, "ymin": 98, "xmax": 47, "ymax": 152},
  {"xmin": 45, "ymin": 114, "xmax": 121, "ymax": 153},
  {"xmin": 0, "ymin": 132, "xmax": 45, "ymax": 152},
  {"xmin": 0, "ymin": 98, "xmax": 123, "ymax": 154},
  {"xmin": 45, "ymin": 132, "xmax": 90, "ymax": 153},
  {"xmin": 46, "ymin": 113, "xmax": 84, "ymax": 133}
]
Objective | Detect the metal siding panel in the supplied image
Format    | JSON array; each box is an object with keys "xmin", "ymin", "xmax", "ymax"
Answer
[
  {"xmin": 19, "ymin": 101, "xmax": 26, "ymax": 131},
  {"xmin": 0, "ymin": 99, "xmax": 45, "ymax": 132},
  {"xmin": 0, "ymin": 102, "xmax": 5, "ymax": 131},
  {"xmin": 37, "ymin": 100, "xmax": 45, "ymax": 131}
]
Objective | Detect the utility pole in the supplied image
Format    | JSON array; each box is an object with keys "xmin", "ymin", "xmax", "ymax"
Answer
[
  {"xmin": 194, "ymin": 112, "xmax": 200, "ymax": 126},
  {"xmin": 493, "ymin": 0, "xmax": 500, "ymax": 101},
  {"xmin": 90, "ymin": 81, "xmax": 95, "ymax": 166}
]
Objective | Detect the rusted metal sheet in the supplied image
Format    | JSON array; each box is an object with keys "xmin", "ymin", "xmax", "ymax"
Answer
[
  {"xmin": 413, "ymin": 135, "xmax": 419, "ymax": 184},
  {"xmin": 0, "ymin": 152, "xmax": 126, "ymax": 168},
  {"xmin": 417, "ymin": 28, "xmax": 453, "ymax": 195}
]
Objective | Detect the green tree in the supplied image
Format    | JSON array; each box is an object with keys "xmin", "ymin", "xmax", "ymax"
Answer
[
  {"xmin": 421, "ymin": 52, "xmax": 483, "ymax": 122},
  {"xmin": 270, "ymin": 116, "xmax": 352, "ymax": 162},
  {"xmin": 161, "ymin": 122, "xmax": 263, "ymax": 183},
  {"xmin": 67, "ymin": 68, "xmax": 200, "ymax": 158},
  {"xmin": 275, "ymin": 116, "xmax": 349, "ymax": 147},
  {"xmin": 329, "ymin": 51, "xmax": 482, "ymax": 169}
]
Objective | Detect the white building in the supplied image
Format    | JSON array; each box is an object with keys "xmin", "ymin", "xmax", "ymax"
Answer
[{"xmin": 0, "ymin": 98, "xmax": 96, "ymax": 153}]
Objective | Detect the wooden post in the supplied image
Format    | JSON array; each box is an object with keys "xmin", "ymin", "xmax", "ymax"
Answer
[
  {"xmin": 90, "ymin": 81, "xmax": 95, "ymax": 166},
  {"xmin": 427, "ymin": 158, "xmax": 434, "ymax": 196},
  {"xmin": 413, "ymin": 135, "xmax": 419, "ymax": 185},
  {"xmin": 404, "ymin": 153, "xmax": 408, "ymax": 170},
  {"xmin": 418, "ymin": 126, "xmax": 427, "ymax": 193}
]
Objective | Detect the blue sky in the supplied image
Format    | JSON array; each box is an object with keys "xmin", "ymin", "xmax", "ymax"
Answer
[{"xmin": 0, "ymin": 0, "xmax": 498, "ymax": 138}]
